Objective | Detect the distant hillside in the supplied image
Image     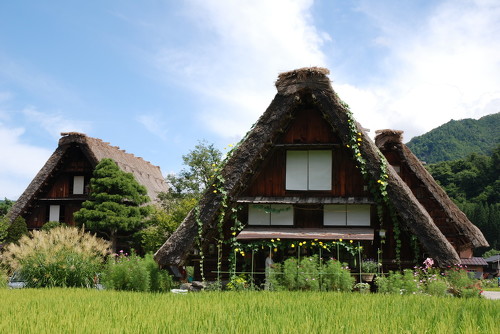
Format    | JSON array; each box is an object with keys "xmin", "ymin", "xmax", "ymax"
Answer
[{"xmin": 406, "ymin": 112, "xmax": 499, "ymax": 164}]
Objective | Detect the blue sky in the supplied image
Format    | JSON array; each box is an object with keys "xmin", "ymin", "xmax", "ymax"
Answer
[{"xmin": 1, "ymin": 0, "xmax": 499, "ymax": 200}]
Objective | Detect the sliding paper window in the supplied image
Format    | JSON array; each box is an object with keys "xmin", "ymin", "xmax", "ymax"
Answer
[
  {"xmin": 248, "ymin": 204, "xmax": 293, "ymax": 226},
  {"xmin": 323, "ymin": 205, "xmax": 371, "ymax": 226},
  {"xmin": 286, "ymin": 150, "xmax": 332, "ymax": 190}
]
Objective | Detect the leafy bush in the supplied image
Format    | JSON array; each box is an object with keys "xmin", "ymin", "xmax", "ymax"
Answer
[
  {"xmin": 425, "ymin": 279, "xmax": 449, "ymax": 297},
  {"xmin": 5, "ymin": 216, "xmax": 28, "ymax": 244},
  {"xmin": 41, "ymin": 221, "xmax": 61, "ymax": 231},
  {"xmin": 322, "ymin": 259, "xmax": 354, "ymax": 292},
  {"xmin": 102, "ymin": 252, "xmax": 175, "ymax": 292},
  {"xmin": 270, "ymin": 257, "xmax": 353, "ymax": 292},
  {"xmin": 444, "ymin": 266, "xmax": 478, "ymax": 297},
  {"xmin": 144, "ymin": 253, "xmax": 176, "ymax": 292},
  {"xmin": 1, "ymin": 226, "xmax": 110, "ymax": 288}
]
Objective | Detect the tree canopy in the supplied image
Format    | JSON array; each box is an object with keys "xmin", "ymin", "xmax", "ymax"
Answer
[{"xmin": 74, "ymin": 158, "xmax": 151, "ymax": 252}]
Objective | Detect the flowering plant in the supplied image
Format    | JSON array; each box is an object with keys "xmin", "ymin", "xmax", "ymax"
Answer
[{"xmin": 361, "ymin": 259, "xmax": 381, "ymax": 273}]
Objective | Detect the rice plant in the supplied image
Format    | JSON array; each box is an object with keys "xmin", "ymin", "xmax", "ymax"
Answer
[{"xmin": 0, "ymin": 289, "xmax": 497, "ymax": 333}]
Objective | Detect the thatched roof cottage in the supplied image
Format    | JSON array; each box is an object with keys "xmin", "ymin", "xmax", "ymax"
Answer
[
  {"xmin": 8, "ymin": 132, "xmax": 168, "ymax": 229},
  {"xmin": 154, "ymin": 68, "xmax": 487, "ymax": 280}
]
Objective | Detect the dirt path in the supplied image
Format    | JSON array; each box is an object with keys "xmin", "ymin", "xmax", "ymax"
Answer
[{"xmin": 482, "ymin": 291, "xmax": 500, "ymax": 300}]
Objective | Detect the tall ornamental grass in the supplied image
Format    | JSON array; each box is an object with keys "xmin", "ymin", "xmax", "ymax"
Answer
[
  {"xmin": 1, "ymin": 226, "xmax": 109, "ymax": 288},
  {"xmin": 0, "ymin": 289, "xmax": 497, "ymax": 333}
]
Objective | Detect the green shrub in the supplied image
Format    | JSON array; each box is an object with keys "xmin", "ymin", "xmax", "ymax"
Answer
[
  {"xmin": 296, "ymin": 256, "xmax": 320, "ymax": 291},
  {"xmin": 5, "ymin": 216, "xmax": 28, "ymax": 244},
  {"xmin": 444, "ymin": 266, "xmax": 477, "ymax": 297},
  {"xmin": 425, "ymin": 279, "xmax": 449, "ymax": 297},
  {"xmin": 102, "ymin": 251, "xmax": 150, "ymax": 292},
  {"xmin": 1, "ymin": 226, "xmax": 109, "ymax": 288},
  {"xmin": 143, "ymin": 253, "xmax": 176, "ymax": 292},
  {"xmin": 322, "ymin": 259, "xmax": 354, "ymax": 292},
  {"xmin": 41, "ymin": 221, "xmax": 61, "ymax": 231}
]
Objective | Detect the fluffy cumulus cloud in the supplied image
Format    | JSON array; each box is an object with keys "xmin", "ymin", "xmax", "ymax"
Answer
[
  {"xmin": 0, "ymin": 124, "xmax": 52, "ymax": 199},
  {"xmin": 341, "ymin": 0, "xmax": 500, "ymax": 140},
  {"xmin": 154, "ymin": 0, "xmax": 330, "ymax": 139}
]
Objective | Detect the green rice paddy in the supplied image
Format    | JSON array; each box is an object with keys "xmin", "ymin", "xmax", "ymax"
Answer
[{"xmin": 0, "ymin": 289, "xmax": 498, "ymax": 333}]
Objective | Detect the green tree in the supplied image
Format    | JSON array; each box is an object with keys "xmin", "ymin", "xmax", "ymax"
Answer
[
  {"xmin": 167, "ymin": 140, "xmax": 222, "ymax": 196},
  {"xmin": 5, "ymin": 216, "xmax": 28, "ymax": 244},
  {"xmin": 74, "ymin": 158, "xmax": 152, "ymax": 252},
  {"xmin": 139, "ymin": 140, "xmax": 222, "ymax": 251},
  {"xmin": 0, "ymin": 198, "xmax": 14, "ymax": 216},
  {"xmin": 0, "ymin": 216, "xmax": 8, "ymax": 244}
]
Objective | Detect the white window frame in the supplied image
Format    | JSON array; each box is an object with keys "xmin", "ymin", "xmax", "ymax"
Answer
[
  {"xmin": 248, "ymin": 204, "xmax": 294, "ymax": 226},
  {"xmin": 286, "ymin": 150, "xmax": 332, "ymax": 191},
  {"xmin": 49, "ymin": 205, "xmax": 60, "ymax": 222},
  {"xmin": 324, "ymin": 204, "xmax": 371, "ymax": 226},
  {"xmin": 73, "ymin": 176, "xmax": 85, "ymax": 195}
]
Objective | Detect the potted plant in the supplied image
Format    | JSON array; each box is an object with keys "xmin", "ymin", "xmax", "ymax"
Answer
[
  {"xmin": 361, "ymin": 259, "xmax": 380, "ymax": 282},
  {"xmin": 353, "ymin": 282, "xmax": 370, "ymax": 294}
]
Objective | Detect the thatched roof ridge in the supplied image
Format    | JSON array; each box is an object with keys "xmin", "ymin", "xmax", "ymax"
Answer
[
  {"xmin": 155, "ymin": 67, "xmax": 460, "ymax": 267},
  {"xmin": 375, "ymin": 129, "xmax": 488, "ymax": 249},
  {"xmin": 9, "ymin": 132, "xmax": 168, "ymax": 223}
]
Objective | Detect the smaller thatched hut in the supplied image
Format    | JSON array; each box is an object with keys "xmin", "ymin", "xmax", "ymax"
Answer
[{"xmin": 8, "ymin": 132, "xmax": 168, "ymax": 229}]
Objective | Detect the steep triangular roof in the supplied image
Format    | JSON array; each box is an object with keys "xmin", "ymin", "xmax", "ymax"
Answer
[
  {"xmin": 9, "ymin": 132, "xmax": 168, "ymax": 222},
  {"xmin": 155, "ymin": 67, "xmax": 460, "ymax": 267},
  {"xmin": 375, "ymin": 129, "xmax": 489, "ymax": 251}
]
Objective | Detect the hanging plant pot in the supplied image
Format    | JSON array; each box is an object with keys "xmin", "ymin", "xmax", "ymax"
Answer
[{"xmin": 361, "ymin": 274, "xmax": 375, "ymax": 282}]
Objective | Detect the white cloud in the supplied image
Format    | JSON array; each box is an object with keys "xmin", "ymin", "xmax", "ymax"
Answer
[
  {"xmin": 0, "ymin": 124, "xmax": 52, "ymax": 199},
  {"xmin": 137, "ymin": 113, "xmax": 168, "ymax": 141},
  {"xmin": 154, "ymin": 0, "xmax": 330, "ymax": 139},
  {"xmin": 22, "ymin": 107, "xmax": 92, "ymax": 138},
  {"xmin": 347, "ymin": 0, "xmax": 500, "ymax": 140}
]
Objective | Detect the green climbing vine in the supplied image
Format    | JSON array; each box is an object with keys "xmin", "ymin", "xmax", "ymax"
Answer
[{"xmin": 341, "ymin": 100, "xmax": 402, "ymax": 266}]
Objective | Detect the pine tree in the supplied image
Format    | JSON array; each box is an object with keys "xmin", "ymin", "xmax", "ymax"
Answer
[
  {"xmin": 74, "ymin": 158, "xmax": 152, "ymax": 252},
  {"xmin": 5, "ymin": 216, "xmax": 28, "ymax": 244}
]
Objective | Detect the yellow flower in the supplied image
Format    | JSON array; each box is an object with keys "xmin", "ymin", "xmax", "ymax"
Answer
[
  {"xmin": 314, "ymin": 238, "xmax": 318, "ymax": 241},
  {"xmin": 323, "ymin": 245, "xmax": 327, "ymax": 249},
  {"xmin": 357, "ymin": 153, "xmax": 361, "ymax": 156},
  {"xmin": 357, "ymin": 138, "xmax": 362, "ymax": 141},
  {"xmin": 232, "ymin": 232, "xmax": 236, "ymax": 236},
  {"xmin": 346, "ymin": 144, "xmax": 350, "ymax": 148},
  {"xmin": 311, "ymin": 242, "xmax": 316, "ymax": 246},
  {"xmin": 213, "ymin": 190, "xmax": 217, "ymax": 193},
  {"xmin": 350, "ymin": 240, "xmax": 353, "ymax": 243},
  {"xmin": 212, "ymin": 163, "xmax": 216, "ymax": 167},
  {"xmin": 299, "ymin": 242, "xmax": 303, "ymax": 246},
  {"xmin": 271, "ymin": 239, "xmax": 275, "ymax": 242},
  {"xmin": 234, "ymin": 248, "xmax": 239, "ymax": 252},
  {"xmin": 277, "ymin": 238, "xmax": 280, "ymax": 241},
  {"xmin": 274, "ymin": 248, "xmax": 277, "ymax": 252},
  {"xmin": 339, "ymin": 239, "xmax": 343, "ymax": 242},
  {"xmin": 291, "ymin": 244, "xmax": 295, "ymax": 248}
]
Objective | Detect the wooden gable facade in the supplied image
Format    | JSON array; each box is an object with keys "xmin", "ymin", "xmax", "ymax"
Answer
[
  {"xmin": 155, "ymin": 67, "xmax": 487, "ymax": 281},
  {"xmin": 9, "ymin": 132, "xmax": 169, "ymax": 230}
]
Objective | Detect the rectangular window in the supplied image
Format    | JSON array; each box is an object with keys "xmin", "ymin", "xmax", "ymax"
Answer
[
  {"xmin": 49, "ymin": 205, "xmax": 60, "ymax": 222},
  {"xmin": 73, "ymin": 176, "xmax": 85, "ymax": 195},
  {"xmin": 324, "ymin": 205, "xmax": 370, "ymax": 226},
  {"xmin": 286, "ymin": 150, "xmax": 332, "ymax": 190},
  {"xmin": 248, "ymin": 204, "xmax": 293, "ymax": 226}
]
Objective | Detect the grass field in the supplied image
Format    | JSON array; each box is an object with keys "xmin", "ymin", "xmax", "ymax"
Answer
[{"xmin": 0, "ymin": 289, "xmax": 498, "ymax": 333}]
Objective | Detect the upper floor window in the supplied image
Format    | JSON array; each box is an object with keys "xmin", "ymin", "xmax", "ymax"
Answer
[
  {"xmin": 286, "ymin": 150, "xmax": 332, "ymax": 191},
  {"xmin": 73, "ymin": 176, "xmax": 85, "ymax": 195}
]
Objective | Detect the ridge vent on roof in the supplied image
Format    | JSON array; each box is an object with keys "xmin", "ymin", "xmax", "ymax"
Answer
[
  {"xmin": 61, "ymin": 132, "xmax": 87, "ymax": 137},
  {"xmin": 275, "ymin": 67, "xmax": 331, "ymax": 96},
  {"xmin": 375, "ymin": 129, "xmax": 404, "ymax": 147}
]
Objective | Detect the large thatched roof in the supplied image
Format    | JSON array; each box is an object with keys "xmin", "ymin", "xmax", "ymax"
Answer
[
  {"xmin": 375, "ymin": 129, "xmax": 488, "ymax": 251},
  {"xmin": 8, "ymin": 132, "xmax": 168, "ymax": 223},
  {"xmin": 155, "ymin": 67, "xmax": 461, "ymax": 267}
]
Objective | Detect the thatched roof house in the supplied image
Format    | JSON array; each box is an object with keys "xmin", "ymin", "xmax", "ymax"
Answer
[
  {"xmin": 375, "ymin": 129, "xmax": 489, "ymax": 258},
  {"xmin": 8, "ymin": 132, "xmax": 168, "ymax": 229},
  {"xmin": 155, "ymin": 67, "xmax": 486, "ymax": 274}
]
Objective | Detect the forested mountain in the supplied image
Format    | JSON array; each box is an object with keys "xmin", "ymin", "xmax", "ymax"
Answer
[
  {"xmin": 426, "ymin": 146, "xmax": 500, "ymax": 253},
  {"xmin": 407, "ymin": 112, "xmax": 499, "ymax": 164}
]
